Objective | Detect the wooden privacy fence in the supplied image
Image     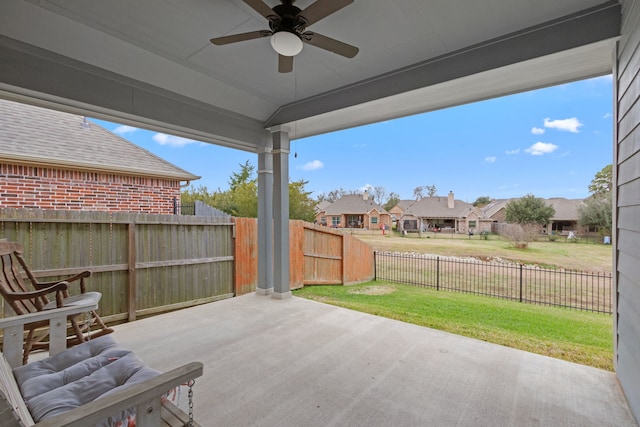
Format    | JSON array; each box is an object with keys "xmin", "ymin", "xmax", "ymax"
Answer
[
  {"xmin": 234, "ymin": 219, "xmax": 375, "ymax": 295},
  {"xmin": 0, "ymin": 209, "xmax": 234, "ymax": 324},
  {"xmin": 1, "ymin": 209, "xmax": 374, "ymax": 323}
]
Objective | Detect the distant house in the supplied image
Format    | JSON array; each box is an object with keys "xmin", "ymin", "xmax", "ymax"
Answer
[
  {"xmin": 398, "ymin": 191, "xmax": 488, "ymax": 233},
  {"xmin": 387, "ymin": 200, "xmax": 414, "ymax": 221},
  {"xmin": 315, "ymin": 193, "xmax": 391, "ymax": 230},
  {"xmin": 315, "ymin": 200, "xmax": 331, "ymax": 214},
  {"xmin": 393, "ymin": 193, "xmax": 588, "ymax": 235},
  {"xmin": 0, "ymin": 100, "xmax": 199, "ymax": 214},
  {"xmin": 545, "ymin": 198, "xmax": 587, "ymax": 235},
  {"xmin": 483, "ymin": 197, "xmax": 587, "ymax": 235},
  {"xmin": 481, "ymin": 199, "xmax": 510, "ymax": 223}
]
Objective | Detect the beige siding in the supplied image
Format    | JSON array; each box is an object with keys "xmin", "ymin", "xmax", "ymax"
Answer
[{"xmin": 616, "ymin": 0, "xmax": 640, "ymax": 420}]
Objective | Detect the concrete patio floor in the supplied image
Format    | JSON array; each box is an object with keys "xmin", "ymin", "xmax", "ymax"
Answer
[{"xmin": 112, "ymin": 293, "xmax": 636, "ymax": 427}]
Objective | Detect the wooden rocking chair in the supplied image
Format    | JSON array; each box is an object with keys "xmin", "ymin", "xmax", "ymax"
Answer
[{"xmin": 0, "ymin": 240, "xmax": 114, "ymax": 364}]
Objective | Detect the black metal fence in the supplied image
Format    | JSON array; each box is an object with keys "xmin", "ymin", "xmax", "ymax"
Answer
[
  {"xmin": 374, "ymin": 251, "xmax": 612, "ymax": 314},
  {"xmin": 173, "ymin": 197, "xmax": 195, "ymax": 215}
]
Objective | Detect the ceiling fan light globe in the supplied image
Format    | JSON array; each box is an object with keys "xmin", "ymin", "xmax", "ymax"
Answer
[{"xmin": 271, "ymin": 31, "xmax": 303, "ymax": 56}]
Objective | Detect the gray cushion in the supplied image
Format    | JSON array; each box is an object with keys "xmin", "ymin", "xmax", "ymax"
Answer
[
  {"xmin": 13, "ymin": 335, "xmax": 162, "ymax": 424},
  {"xmin": 27, "ymin": 353, "xmax": 161, "ymax": 423},
  {"xmin": 13, "ymin": 334, "xmax": 121, "ymax": 390}
]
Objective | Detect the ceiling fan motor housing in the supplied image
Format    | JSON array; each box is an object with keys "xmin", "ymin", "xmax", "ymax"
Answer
[
  {"xmin": 210, "ymin": 0, "xmax": 358, "ymax": 73},
  {"xmin": 270, "ymin": 3, "xmax": 307, "ymax": 35}
]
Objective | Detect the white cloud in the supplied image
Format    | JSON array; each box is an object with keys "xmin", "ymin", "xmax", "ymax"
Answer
[
  {"xmin": 360, "ymin": 184, "xmax": 374, "ymax": 193},
  {"xmin": 505, "ymin": 149, "xmax": 520, "ymax": 155},
  {"xmin": 531, "ymin": 127, "xmax": 545, "ymax": 135},
  {"xmin": 152, "ymin": 133, "xmax": 196, "ymax": 147},
  {"xmin": 299, "ymin": 160, "xmax": 324, "ymax": 171},
  {"xmin": 525, "ymin": 142, "xmax": 558, "ymax": 156},
  {"xmin": 113, "ymin": 125, "xmax": 138, "ymax": 134},
  {"xmin": 485, "ymin": 156, "xmax": 496, "ymax": 163},
  {"xmin": 543, "ymin": 117, "xmax": 583, "ymax": 133},
  {"xmin": 603, "ymin": 112, "xmax": 612, "ymax": 119}
]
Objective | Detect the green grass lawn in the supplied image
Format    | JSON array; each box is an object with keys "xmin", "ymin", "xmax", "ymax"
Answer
[
  {"xmin": 294, "ymin": 281, "xmax": 613, "ymax": 371},
  {"xmin": 357, "ymin": 233, "xmax": 613, "ymax": 273}
]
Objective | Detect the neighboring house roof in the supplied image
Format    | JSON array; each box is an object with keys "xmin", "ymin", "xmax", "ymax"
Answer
[
  {"xmin": 316, "ymin": 200, "xmax": 331, "ymax": 213},
  {"xmin": 482, "ymin": 198, "xmax": 584, "ymax": 221},
  {"xmin": 393, "ymin": 200, "xmax": 416, "ymax": 211},
  {"xmin": 404, "ymin": 196, "xmax": 475, "ymax": 219},
  {"xmin": 482, "ymin": 199, "xmax": 510, "ymax": 218},
  {"xmin": 0, "ymin": 99, "xmax": 199, "ymax": 181},
  {"xmin": 546, "ymin": 198, "xmax": 585, "ymax": 220},
  {"xmin": 322, "ymin": 194, "xmax": 389, "ymax": 215}
]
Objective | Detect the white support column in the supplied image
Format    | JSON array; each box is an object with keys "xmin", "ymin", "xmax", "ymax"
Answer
[
  {"xmin": 257, "ymin": 143, "xmax": 274, "ymax": 295},
  {"xmin": 271, "ymin": 128, "xmax": 291, "ymax": 299}
]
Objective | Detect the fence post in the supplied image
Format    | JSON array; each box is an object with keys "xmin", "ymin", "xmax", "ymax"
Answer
[
  {"xmin": 374, "ymin": 251, "xmax": 377, "ymax": 280},
  {"xmin": 127, "ymin": 222, "xmax": 137, "ymax": 321},
  {"xmin": 519, "ymin": 264, "xmax": 523, "ymax": 303},
  {"xmin": 436, "ymin": 256, "xmax": 440, "ymax": 291}
]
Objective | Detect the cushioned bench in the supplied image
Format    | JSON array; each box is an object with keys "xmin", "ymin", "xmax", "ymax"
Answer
[{"xmin": 0, "ymin": 304, "xmax": 203, "ymax": 426}]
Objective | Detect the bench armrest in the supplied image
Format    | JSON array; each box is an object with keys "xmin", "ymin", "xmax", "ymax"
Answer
[
  {"xmin": 34, "ymin": 362, "xmax": 204, "ymax": 427},
  {"xmin": 0, "ymin": 303, "xmax": 98, "ymax": 368},
  {"xmin": 0, "ymin": 303, "xmax": 98, "ymax": 329}
]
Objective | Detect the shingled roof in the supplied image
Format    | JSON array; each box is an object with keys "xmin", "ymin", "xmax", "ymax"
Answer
[
  {"xmin": 404, "ymin": 195, "xmax": 475, "ymax": 218},
  {"xmin": 394, "ymin": 200, "xmax": 416, "ymax": 211},
  {"xmin": 483, "ymin": 198, "xmax": 584, "ymax": 220},
  {"xmin": 322, "ymin": 194, "xmax": 389, "ymax": 215},
  {"xmin": 546, "ymin": 198, "xmax": 585, "ymax": 220},
  {"xmin": 482, "ymin": 199, "xmax": 510, "ymax": 218},
  {"xmin": 0, "ymin": 99, "xmax": 199, "ymax": 181}
]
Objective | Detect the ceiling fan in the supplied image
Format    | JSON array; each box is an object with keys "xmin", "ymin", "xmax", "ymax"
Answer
[{"xmin": 210, "ymin": 0, "xmax": 359, "ymax": 73}]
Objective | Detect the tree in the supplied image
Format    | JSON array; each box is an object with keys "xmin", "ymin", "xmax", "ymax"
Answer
[
  {"xmin": 225, "ymin": 179, "xmax": 258, "ymax": 217},
  {"xmin": 228, "ymin": 160, "xmax": 254, "ymax": 191},
  {"xmin": 503, "ymin": 194, "xmax": 555, "ymax": 248},
  {"xmin": 373, "ymin": 186, "xmax": 387, "ymax": 205},
  {"xmin": 413, "ymin": 186, "xmax": 425, "ymax": 200},
  {"xmin": 413, "ymin": 185, "xmax": 437, "ymax": 200},
  {"xmin": 181, "ymin": 184, "xmax": 217, "ymax": 206},
  {"xmin": 578, "ymin": 164, "xmax": 613, "ymax": 237},
  {"xmin": 384, "ymin": 192, "xmax": 400, "ymax": 211},
  {"xmin": 588, "ymin": 164, "xmax": 612, "ymax": 196},
  {"xmin": 473, "ymin": 196, "xmax": 492, "ymax": 207},
  {"xmin": 318, "ymin": 187, "xmax": 378, "ymax": 203},
  {"xmin": 289, "ymin": 179, "xmax": 318, "ymax": 222},
  {"xmin": 578, "ymin": 192, "xmax": 612, "ymax": 236},
  {"xmin": 214, "ymin": 161, "xmax": 257, "ymax": 217},
  {"xmin": 317, "ymin": 188, "xmax": 347, "ymax": 203},
  {"xmin": 181, "ymin": 162, "xmax": 317, "ymax": 220}
]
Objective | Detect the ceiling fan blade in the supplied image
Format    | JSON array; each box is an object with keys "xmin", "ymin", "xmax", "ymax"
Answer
[
  {"xmin": 303, "ymin": 32, "xmax": 359, "ymax": 58},
  {"xmin": 278, "ymin": 55, "xmax": 293, "ymax": 73},
  {"xmin": 298, "ymin": 0, "xmax": 354, "ymax": 26},
  {"xmin": 210, "ymin": 30, "xmax": 271, "ymax": 45},
  {"xmin": 242, "ymin": 0, "xmax": 275, "ymax": 20}
]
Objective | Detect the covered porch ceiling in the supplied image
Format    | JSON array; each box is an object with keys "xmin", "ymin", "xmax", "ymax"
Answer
[{"xmin": 0, "ymin": 0, "xmax": 621, "ymax": 149}]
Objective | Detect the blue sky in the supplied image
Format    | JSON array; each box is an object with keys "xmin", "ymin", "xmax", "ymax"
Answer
[{"xmin": 93, "ymin": 75, "xmax": 613, "ymax": 204}]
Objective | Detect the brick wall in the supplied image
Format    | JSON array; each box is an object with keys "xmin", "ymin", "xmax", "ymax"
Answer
[{"xmin": 0, "ymin": 163, "xmax": 181, "ymax": 214}]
